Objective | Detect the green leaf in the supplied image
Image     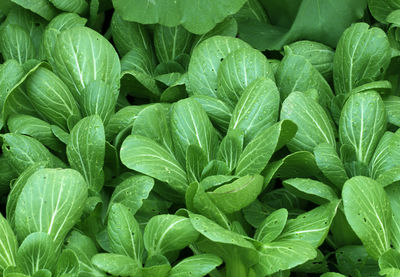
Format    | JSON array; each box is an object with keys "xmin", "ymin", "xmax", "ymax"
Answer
[
  {"xmin": 53, "ymin": 26, "xmax": 120, "ymax": 102},
  {"xmin": 113, "ymin": 0, "xmax": 246, "ymax": 35},
  {"xmin": 144, "ymin": 214, "xmax": 199, "ymax": 256},
  {"xmin": 154, "ymin": 25, "xmax": 193, "ymax": 63},
  {"xmin": 276, "ymin": 49, "xmax": 333, "ymax": 108},
  {"xmin": 314, "ymin": 142, "xmax": 348, "ymax": 190},
  {"xmin": 131, "ymin": 104, "xmax": 173, "ymax": 154},
  {"xmin": 342, "ymin": 176, "xmax": 391, "ymax": 259},
  {"xmin": 368, "ymin": 0, "xmax": 400, "ymax": 23},
  {"xmin": 383, "ymin": 95, "xmax": 400, "ymax": 127},
  {"xmin": 339, "ymin": 91, "xmax": 386, "ymax": 164},
  {"xmin": 188, "ymin": 36, "xmax": 250, "ymax": 98},
  {"xmin": 235, "ymin": 120, "xmax": 297, "ymax": 176},
  {"xmin": 280, "ymin": 91, "xmax": 336, "ymax": 152},
  {"xmin": 282, "ymin": 178, "xmax": 338, "ymax": 205},
  {"xmin": 171, "ymin": 98, "xmax": 219, "ymax": 164},
  {"xmin": 254, "ymin": 208, "xmax": 288, "ymax": 243},
  {"xmin": 336, "ymin": 245, "xmax": 380, "ymax": 276},
  {"xmin": 320, "ymin": 273, "xmax": 346, "ymax": 277},
  {"xmin": 67, "ymin": 115, "xmax": 105, "ymax": 192},
  {"xmin": 15, "ymin": 168, "xmax": 88, "ymax": 247},
  {"xmin": 0, "ymin": 213, "xmax": 17, "ymax": 274},
  {"xmin": 169, "ymin": 254, "xmax": 222, "ymax": 277},
  {"xmin": 111, "ymin": 12, "xmax": 154, "ymax": 57},
  {"xmin": 54, "ymin": 249, "xmax": 80, "ymax": 277},
  {"xmin": 333, "ymin": 23, "xmax": 391, "ymax": 95},
  {"xmin": 186, "ymin": 145, "xmax": 208, "ymax": 183},
  {"xmin": 370, "ymin": 131, "xmax": 400, "ymax": 180},
  {"xmin": 10, "ymin": 0, "xmax": 57, "ymax": 20},
  {"xmin": 49, "ymin": 0, "xmax": 87, "ymax": 13},
  {"xmin": 2, "ymin": 133, "xmax": 64, "ymax": 174},
  {"xmin": 107, "ymin": 203, "xmax": 144, "ymax": 264},
  {"xmin": 81, "ymin": 80, "xmax": 117, "ymax": 126},
  {"xmin": 91, "ymin": 254, "xmax": 140, "ymax": 277},
  {"xmin": 228, "ymin": 77, "xmax": 280, "ymax": 144},
  {"xmin": 16, "ymin": 232, "xmax": 57, "ymax": 275},
  {"xmin": 379, "ymin": 249, "xmax": 400, "ymax": 274},
  {"xmin": 120, "ymin": 135, "xmax": 188, "ymax": 195},
  {"xmin": 108, "ymin": 175, "xmax": 154, "ymax": 215},
  {"xmin": 256, "ymin": 240, "xmax": 317, "ymax": 276},
  {"xmin": 217, "ymin": 48, "xmax": 275, "ymax": 107},
  {"xmin": 385, "ymin": 183, "xmax": 400, "ymax": 251},
  {"xmin": 217, "ymin": 130, "xmax": 244, "ymax": 171},
  {"xmin": 207, "ymin": 174, "xmax": 263, "ymax": 214},
  {"xmin": 277, "ymin": 200, "xmax": 340, "ymax": 247},
  {"xmin": 0, "ymin": 24, "xmax": 35, "ymax": 63}
]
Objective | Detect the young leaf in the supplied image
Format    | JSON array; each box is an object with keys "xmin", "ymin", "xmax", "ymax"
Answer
[
  {"xmin": 339, "ymin": 91, "xmax": 386, "ymax": 164},
  {"xmin": 143, "ymin": 215, "xmax": 199, "ymax": 256},
  {"xmin": 343, "ymin": 176, "xmax": 392, "ymax": 259},
  {"xmin": 217, "ymin": 48, "xmax": 275, "ymax": 107},
  {"xmin": 280, "ymin": 91, "xmax": 336, "ymax": 152},
  {"xmin": 120, "ymin": 135, "xmax": 188, "ymax": 195},
  {"xmin": 333, "ymin": 23, "xmax": 391, "ymax": 95},
  {"xmin": 186, "ymin": 145, "xmax": 208, "ymax": 183},
  {"xmin": 228, "ymin": 77, "xmax": 280, "ymax": 145},
  {"xmin": 54, "ymin": 249, "xmax": 80, "ymax": 277},
  {"xmin": 67, "ymin": 115, "xmax": 105, "ymax": 192},
  {"xmin": 254, "ymin": 208, "xmax": 288, "ymax": 243},
  {"xmin": 107, "ymin": 203, "xmax": 144, "ymax": 264},
  {"xmin": 217, "ymin": 129, "xmax": 244, "ymax": 171},
  {"xmin": 15, "ymin": 168, "xmax": 88, "ymax": 247},
  {"xmin": 169, "ymin": 254, "xmax": 222, "ymax": 277}
]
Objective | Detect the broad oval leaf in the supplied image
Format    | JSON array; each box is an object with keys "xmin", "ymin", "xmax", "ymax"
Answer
[
  {"xmin": 343, "ymin": 176, "xmax": 392, "ymax": 259},
  {"xmin": 228, "ymin": 77, "xmax": 280, "ymax": 145},
  {"xmin": 16, "ymin": 232, "xmax": 57, "ymax": 275},
  {"xmin": 280, "ymin": 91, "xmax": 336, "ymax": 152},
  {"xmin": 169, "ymin": 254, "xmax": 222, "ymax": 277},
  {"xmin": 54, "ymin": 249, "xmax": 80, "ymax": 277},
  {"xmin": 171, "ymin": 98, "xmax": 219, "ymax": 164},
  {"xmin": 333, "ymin": 23, "xmax": 391, "ymax": 95},
  {"xmin": 217, "ymin": 48, "xmax": 275, "ymax": 107},
  {"xmin": 0, "ymin": 24, "xmax": 35, "ymax": 64},
  {"xmin": 120, "ymin": 135, "xmax": 188, "ymax": 195},
  {"xmin": 15, "ymin": 168, "xmax": 88, "ymax": 247},
  {"xmin": 0, "ymin": 213, "xmax": 17, "ymax": 274},
  {"xmin": 67, "ymin": 115, "xmax": 105, "ymax": 192},
  {"xmin": 113, "ymin": 0, "xmax": 246, "ymax": 35},
  {"xmin": 53, "ymin": 26, "xmax": 120, "ymax": 102},
  {"xmin": 143, "ymin": 214, "xmax": 199, "ymax": 256},
  {"xmin": 217, "ymin": 130, "xmax": 244, "ymax": 171},
  {"xmin": 91, "ymin": 253, "xmax": 140, "ymax": 277},
  {"xmin": 370, "ymin": 131, "xmax": 400, "ymax": 180},
  {"xmin": 188, "ymin": 36, "xmax": 250, "ymax": 98},
  {"xmin": 339, "ymin": 91, "xmax": 386, "ymax": 164},
  {"xmin": 207, "ymin": 174, "xmax": 264, "ymax": 214},
  {"xmin": 25, "ymin": 67, "xmax": 81, "ymax": 130},
  {"xmin": 254, "ymin": 208, "xmax": 288, "ymax": 243},
  {"xmin": 107, "ymin": 203, "xmax": 144, "ymax": 263}
]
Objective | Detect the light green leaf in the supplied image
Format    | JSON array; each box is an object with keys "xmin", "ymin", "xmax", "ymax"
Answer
[
  {"xmin": 49, "ymin": 0, "xmax": 87, "ymax": 13},
  {"xmin": 217, "ymin": 48, "xmax": 275, "ymax": 107},
  {"xmin": 278, "ymin": 200, "xmax": 340, "ymax": 247},
  {"xmin": 108, "ymin": 175, "xmax": 154, "ymax": 215},
  {"xmin": 169, "ymin": 254, "xmax": 222, "ymax": 277},
  {"xmin": 15, "ymin": 168, "xmax": 88, "ymax": 247},
  {"xmin": 370, "ymin": 131, "xmax": 400, "ymax": 180},
  {"xmin": 25, "ymin": 67, "xmax": 81, "ymax": 130},
  {"xmin": 368, "ymin": 0, "xmax": 400, "ymax": 23},
  {"xmin": 53, "ymin": 26, "xmax": 120, "ymax": 102},
  {"xmin": 120, "ymin": 135, "xmax": 188, "ymax": 195},
  {"xmin": 283, "ymin": 178, "xmax": 338, "ymax": 205},
  {"xmin": 16, "ymin": 232, "xmax": 57, "ymax": 275},
  {"xmin": 91, "ymin": 254, "xmax": 140, "ymax": 277},
  {"xmin": 343, "ymin": 176, "xmax": 391, "ymax": 259},
  {"xmin": 333, "ymin": 23, "xmax": 391, "ymax": 95},
  {"xmin": 228, "ymin": 78, "xmax": 280, "ymax": 145},
  {"xmin": 383, "ymin": 95, "xmax": 400, "ymax": 127},
  {"xmin": 254, "ymin": 208, "xmax": 288, "ymax": 243},
  {"xmin": 0, "ymin": 213, "xmax": 17, "ymax": 274},
  {"xmin": 144, "ymin": 215, "xmax": 199, "ymax": 256},
  {"xmin": 235, "ymin": 120, "xmax": 297, "ymax": 176},
  {"xmin": 256, "ymin": 240, "xmax": 317, "ymax": 276},
  {"xmin": 171, "ymin": 98, "xmax": 219, "ymax": 165},
  {"xmin": 339, "ymin": 91, "xmax": 386, "ymax": 164},
  {"xmin": 188, "ymin": 36, "xmax": 250, "ymax": 98},
  {"xmin": 385, "ymin": 183, "xmax": 400, "ymax": 251},
  {"xmin": 276, "ymin": 49, "xmax": 333, "ymax": 107},
  {"xmin": 113, "ymin": 0, "xmax": 246, "ymax": 35},
  {"xmin": 280, "ymin": 91, "xmax": 336, "ymax": 152},
  {"xmin": 207, "ymin": 174, "xmax": 263, "ymax": 214},
  {"xmin": 2, "ymin": 133, "xmax": 64, "ymax": 174},
  {"xmin": 314, "ymin": 142, "xmax": 348, "ymax": 190},
  {"xmin": 379, "ymin": 249, "xmax": 400, "ymax": 275},
  {"xmin": 217, "ymin": 130, "xmax": 244, "ymax": 171},
  {"xmin": 0, "ymin": 24, "xmax": 35, "ymax": 63},
  {"xmin": 67, "ymin": 115, "xmax": 105, "ymax": 192},
  {"xmin": 107, "ymin": 203, "xmax": 144, "ymax": 264},
  {"xmin": 54, "ymin": 249, "xmax": 80, "ymax": 277},
  {"xmin": 10, "ymin": 0, "xmax": 57, "ymax": 20},
  {"xmin": 186, "ymin": 145, "xmax": 208, "ymax": 183}
]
